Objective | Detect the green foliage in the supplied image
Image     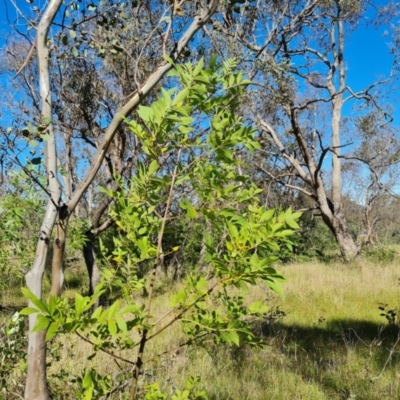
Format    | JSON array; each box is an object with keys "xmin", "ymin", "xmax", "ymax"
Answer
[
  {"xmin": 292, "ymin": 215, "xmax": 340, "ymax": 261},
  {"xmin": 378, "ymin": 303, "xmax": 400, "ymax": 325},
  {"xmin": 74, "ymin": 369, "xmax": 112, "ymax": 400},
  {"xmin": 0, "ymin": 312, "xmax": 27, "ymax": 393},
  {"xmin": 363, "ymin": 246, "xmax": 397, "ymax": 264},
  {"xmin": 144, "ymin": 377, "xmax": 208, "ymax": 400},
  {"xmin": 0, "ymin": 171, "xmax": 45, "ymax": 285},
  {"xmin": 21, "ymin": 58, "xmax": 299, "ymax": 399},
  {"xmin": 68, "ymin": 218, "xmax": 91, "ymax": 251}
]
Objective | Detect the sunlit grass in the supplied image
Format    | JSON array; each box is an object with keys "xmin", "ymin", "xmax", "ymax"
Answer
[{"xmin": 2, "ymin": 259, "xmax": 400, "ymax": 399}]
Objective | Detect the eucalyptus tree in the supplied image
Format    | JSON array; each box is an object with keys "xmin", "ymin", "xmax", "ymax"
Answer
[
  {"xmin": 207, "ymin": 0, "xmax": 399, "ymax": 261},
  {"xmin": 342, "ymin": 111, "xmax": 400, "ymax": 245}
]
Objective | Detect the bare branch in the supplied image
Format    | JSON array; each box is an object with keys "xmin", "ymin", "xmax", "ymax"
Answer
[
  {"xmin": 257, "ymin": 117, "xmax": 312, "ymax": 186},
  {"xmin": 68, "ymin": 0, "xmax": 219, "ymax": 213}
]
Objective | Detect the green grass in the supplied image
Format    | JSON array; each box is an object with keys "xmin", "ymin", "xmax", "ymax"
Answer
[{"xmin": 2, "ymin": 259, "xmax": 400, "ymax": 399}]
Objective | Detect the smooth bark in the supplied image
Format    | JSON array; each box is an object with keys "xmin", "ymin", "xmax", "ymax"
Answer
[{"xmin": 24, "ymin": 0, "xmax": 63, "ymax": 398}]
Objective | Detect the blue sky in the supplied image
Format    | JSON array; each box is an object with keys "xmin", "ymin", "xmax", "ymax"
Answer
[
  {"xmin": 345, "ymin": 6, "xmax": 399, "ymax": 125},
  {"xmin": 346, "ymin": 25, "xmax": 394, "ymax": 89},
  {"xmin": 0, "ymin": 1, "xmax": 398, "ymax": 126}
]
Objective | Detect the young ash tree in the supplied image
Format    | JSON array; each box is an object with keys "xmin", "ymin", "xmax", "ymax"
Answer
[{"xmin": 22, "ymin": 58, "xmax": 301, "ymax": 400}]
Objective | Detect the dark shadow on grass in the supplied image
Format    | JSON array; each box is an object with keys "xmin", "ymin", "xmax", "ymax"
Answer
[
  {"xmin": 252, "ymin": 318, "xmax": 400, "ymax": 398},
  {"xmin": 63, "ymin": 273, "xmax": 86, "ymax": 290},
  {"xmin": 0, "ymin": 304, "xmax": 23, "ymax": 315},
  {"xmin": 261, "ymin": 318, "xmax": 400, "ymax": 365}
]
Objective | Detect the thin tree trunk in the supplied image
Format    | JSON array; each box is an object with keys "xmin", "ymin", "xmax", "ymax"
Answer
[
  {"xmin": 83, "ymin": 230, "xmax": 101, "ymax": 300},
  {"xmin": 327, "ymin": 3, "xmax": 345, "ymax": 214},
  {"xmin": 24, "ymin": 0, "xmax": 63, "ymax": 398},
  {"xmin": 24, "ymin": 330, "xmax": 49, "ymax": 400},
  {"xmin": 50, "ymin": 211, "xmax": 69, "ymax": 296}
]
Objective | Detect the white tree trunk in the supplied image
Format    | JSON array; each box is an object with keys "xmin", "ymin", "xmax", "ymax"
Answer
[{"xmin": 24, "ymin": 0, "xmax": 64, "ymax": 398}]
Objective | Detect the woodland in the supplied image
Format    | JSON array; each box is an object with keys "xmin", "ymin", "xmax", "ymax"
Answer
[{"xmin": 1, "ymin": 0, "xmax": 400, "ymax": 399}]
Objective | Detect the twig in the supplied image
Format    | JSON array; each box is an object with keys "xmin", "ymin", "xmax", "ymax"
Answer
[
  {"xmin": 143, "ymin": 333, "xmax": 209, "ymax": 364},
  {"xmin": 75, "ymin": 331, "xmax": 136, "ymax": 366},
  {"xmin": 129, "ymin": 147, "xmax": 182, "ymax": 400},
  {"xmin": 14, "ymin": 39, "xmax": 37, "ymax": 79},
  {"xmin": 370, "ymin": 332, "xmax": 400, "ymax": 381}
]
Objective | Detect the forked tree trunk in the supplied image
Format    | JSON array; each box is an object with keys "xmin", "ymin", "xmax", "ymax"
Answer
[
  {"xmin": 24, "ymin": 0, "xmax": 63, "ymax": 398},
  {"xmin": 321, "ymin": 210, "xmax": 360, "ymax": 261}
]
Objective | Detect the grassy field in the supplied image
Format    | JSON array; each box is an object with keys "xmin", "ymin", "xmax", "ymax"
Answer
[{"xmin": 2, "ymin": 259, "xmax": 400, "ymax": 399}]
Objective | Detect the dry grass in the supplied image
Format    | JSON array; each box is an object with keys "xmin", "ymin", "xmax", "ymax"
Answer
[{"xmin": 2, "ymin": 259, "xmax": 400, "ymax": 399}]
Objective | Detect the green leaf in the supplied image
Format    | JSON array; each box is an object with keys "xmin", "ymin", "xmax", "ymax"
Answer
[
  {"xmin": 45, "ymin": 321, "xmax": 59, "ymax": 341},
  {"xmin": 91, "ymin": 306, "xmax": 103, "ymax": 321},
  {"xmin": 275, "ymin": 230, "xmax": 294, "ymax": 237},
  {"xmin": 138, "ymin": 227, "xmax": 147, "ymax": 235},
  {"xmin": 69, "ymin": 30, "xmax": 76, "ymax": 39},
  {"xmin": 32, "ymin": 314, "xmax": 51, "ymax": 332},
  {"xmin": 84, "ymin": 386, "xmax": 94, "ymax": 400},
  {"xmin": 172, "ymin": 88, "xmax": 189, "ymax": 105},
  {"xmin": 71, "ymin": 47, "xmax": 78, "ymax": 57},
  {"xmin": 265, "ymin": 279, "xmax": 284, "ymax": 295},
  {"xmin": 148, "ymin": 160, "xmax": 159, "ymax": 175},
  {"xmin": 292, "ymin": 212, "xmax": 302, "ymax": 220},
  {"xmin": 220, "ymin": 330, "xmax": 240, "ymax": 346},
  {"xmin": 47, "ymin": 295, "xmax": 57, "ymax": 316},
  {"xmin": 41, "ymin": 133, "xmax": 51, "ymax": 141},
  {"xmin": 137, "ymin": 106, "xmax": 153, "ymax": 122},
  {"xmin": 76, "ymin": 294, "xmax": 89, "ymax": 317},
  {"xmin": 42, "ymin": 116, "xmax": 52, "ymax": 125},
  {"xmin": 31, "ymin": 157, "xmax": 42, "ymax": 165},
  {"xmin": 82, "ymin": 370, "xmax": 93, "ymax": 389},
  {"xmin": 21, "ymin": 288, "xmax": 48, "ymax": 313},
  {"xmin": 107, "ymin": 300, "xmax": 120, "ymax": 320},
  {"xmin": 249, "ymin": 301, "xmax": 268, "ymax": 314},
  {"xmin": 161, "ymin": 15, "xmax": 171, "ymax": 23},
  {"xmin": 286, "ymin": 219, "xmax": 299, "ymax": 229},
  {"xmin": 179, "ymin": 198, "xmax": 198, "ymax": 219},
  {"xmin": 261, "ymin": 208, "xmax": 275, "ymax": 221},
  {"xmin": 20, "ymin": 307, "xmax": 39, "ymax": 316},
  {"xmin": 108, "ymin": 319, "xmax": 117, "ymax": 335},
  {"xmin": 193, "ymin": 57, "xmax": 205, "ymax": 76},
  {"xmin": 209, "ymin": 54, "xmax": 218, "ymax": 70},
  {"xmin": 116, "ymin": 317, "xmax": 127, "ymax": 332},
  {"xmin": 117, "ymin": 304, "xmax": 142, "ymax": 316}
]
